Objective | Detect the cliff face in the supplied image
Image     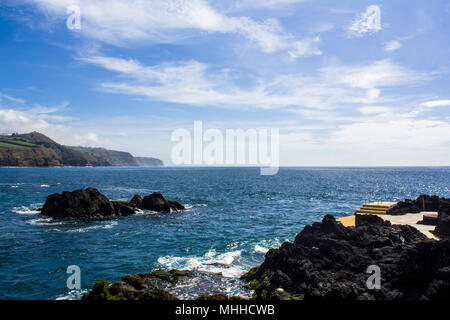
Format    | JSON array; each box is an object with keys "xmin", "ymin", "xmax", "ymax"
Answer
[
  {"xmin": 70, "ymin": 147, "xmax": 139, "ymax": 166},
  {"xmin": 0, "ymin": 132, "xmax": 106, "ymax": 167},
  {"xmin": 135, "ymin": 157, "xmax": 164, "ymax": 167},
  {"xmin": 0, "ymin": 132, "xmax": 162, "ymax": 167}
]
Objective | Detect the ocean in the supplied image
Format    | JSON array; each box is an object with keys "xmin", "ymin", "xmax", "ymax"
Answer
[{"xmin": 0, "ymin": 167, "xmax": 449, "ymax": 300}]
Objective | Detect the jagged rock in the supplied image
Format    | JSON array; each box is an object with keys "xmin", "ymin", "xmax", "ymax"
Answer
[
  {"xmin": 387, "ymin": 195, "xmax": 447, "ymax": 215},
  {"xmin": 40, "ymin": 188, "xmax": 116, "ymax": 219},
  {"xmin": 168, "ymin": 200, "xmax": 186, "ymax": 211},
  {"xmin": 112, "ymin": 201, "xmax": 137, "ymax": 216},
  {"xmin": 142, "ymin": 192, "xmax": 185, "ymax": 212},
  {"xmin": 130, "ymin": 194, "xmax": 143, "ymax": 208},
  {"xmin": 435, "ymin": 199, "xmax": 450, "ymax": 238},
  {"xmin": 241, "ymin": 214, "xmax": 450, "ymax": 300},
  {"xmin": 40, "ymin": 189, "xmax": 185, "ymax": 219}
]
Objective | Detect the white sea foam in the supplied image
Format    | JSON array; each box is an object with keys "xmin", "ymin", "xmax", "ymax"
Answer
[
  {"xmin": 157, "ymin": 249, "xmax": 245, "ymax": 278},
  {"xmin": 12, "ymin": 206, "xmax": 40, "ymax": 215},
  {"xmin": 56, "ymin": 289, "xmax": 88, "ymax": 300},
  {"xmin": 184, "ymin": 203, "xmax": 208, "ymax": 210},
  {"xmin": 27, "ymin": 217, "xmax": 118, "ymax": 232},
  {"xmin": 135, "ymin": 209, "xmax": 160, "ymax": 216},
  {"xmin": 28, "ymin": 217, "xmax": 63, "ymax": 226},
  {"xmin": 40, "ymin": 184, "xmax": 50, "ymax": 188},
  {"xmin": 253, "ymin": 238, "xmax": 282, "ymax": 254},
  {"xmin": 64, "ymin": 220, "xmax": 118, "ymax": 233}
]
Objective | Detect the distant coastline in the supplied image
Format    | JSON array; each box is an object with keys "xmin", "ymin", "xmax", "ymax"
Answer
[{"xmin": 0, "ymin": 132, "xmax": 163, "ymax": 167}]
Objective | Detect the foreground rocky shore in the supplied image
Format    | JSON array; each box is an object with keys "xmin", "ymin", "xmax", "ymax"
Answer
[
  {"xmin": 83, "ymin": 195, "xmax": 450, "ymax": 300},
  {"xmin": 387, "ymin": 195, "xmax": 450, "ymax": 238},
  {"xmin": 39, "ymin": 188, "xmax": 185, "ymax": 220}
]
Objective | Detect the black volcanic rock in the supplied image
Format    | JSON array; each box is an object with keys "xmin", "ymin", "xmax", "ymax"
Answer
[
  {"xmin": 130, "ymin": 194, "xmax": 143, "ymax": 208},
  {"xmin": 435, "ymin": 199, "xmax": 450, "ymax": 238},
  {"xmin": 242, "ymin": 214, "xmax": 450, "ymax": 300},
  {"xmin": 112, "ymin": 201, "xmax": 137, "ymax": 216},
  {"xmin": 387, "ymin": 195, "xmax": 447, "ymax": 215},
  {"xmin": 41, "ymin": 188, "xmax": 117, "ymax": 220},
  {"xmin": 40, "ymin": 189, "xmax": 184, "ymax": 219},
  {"xmin": 142, "ymin": 192, "xmax": 185, "ymax": 213},
  {"xmin": 168, "ymin": 200, "xmax": 186, "ymax": 211}
]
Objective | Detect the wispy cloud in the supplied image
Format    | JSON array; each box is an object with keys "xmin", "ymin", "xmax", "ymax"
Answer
[
  {"xmin": 232, "ymin": 0, "xmax": 306, "ymax": 10},
  {"xmin": 420, "ymin": 99, "xmax": 450, "ymax": 108},
  {"xmin": 81, "ymin": 55, "xmax": 428, "ymax": 111},
  {"xmin": 384, "ymin": 40, "xmax": 402, "ymax": 52},
  {"xmin": 0, "ymin": 92, "xmax": 25, "ymax": 104},
  {"xmin": 24, "ymin": 0, "xmax": 321, "ymax": 59}
]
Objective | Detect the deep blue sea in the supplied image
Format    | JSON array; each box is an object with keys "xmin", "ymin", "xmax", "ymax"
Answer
[{"xmin": 0, "ymin": 167, "xmax": 449, "ymax": 300}]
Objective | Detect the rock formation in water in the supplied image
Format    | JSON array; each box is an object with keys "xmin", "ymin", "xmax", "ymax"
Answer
[
  {"xmin": 40, "ymin": 188, "xmax": 185, "ymax": 219},
  {"xmin": 84, "ymin": 211, "xmax": 450, "ymax": 300},
  {"xmin": 140, "ymin": 192, "xmax": 186, "ymax": 213},
  {"xmin": 242, "ymin": 214, "xmax": 450, "ymax": 300}
]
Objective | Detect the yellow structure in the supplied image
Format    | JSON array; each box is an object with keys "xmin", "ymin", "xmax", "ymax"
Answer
[
  {"xmin": 337, "ymin": 202, "xmax": 438, "ymax": 240},
  {"xmin": 354, "ymin": 202, "xmax": 397, "ymax": 215},
  {"xmin": 337, "ymin": 202, "xmax": 397, "ymax": 227}
]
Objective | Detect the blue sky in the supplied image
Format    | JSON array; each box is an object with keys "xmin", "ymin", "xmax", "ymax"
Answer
[{"xmin": 0, "ymin": 0, "xmax": 449, "ymax": 165}]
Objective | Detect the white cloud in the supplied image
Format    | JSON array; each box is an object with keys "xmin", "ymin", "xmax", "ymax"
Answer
[
  {"xmin": 0, "ymin": 108, "xmax": 49, "ymax": 133},
  {"xmin": 25, "ymin": 0, "xmax": 321, "ymax": 58},
  {"xmin": 384, "ymin": 40, "xmax": 403, "ymax": 52},
  {"xmin": 233, "ymin": 0, "xmax": 306, "ymax": 10},
  {"xmin": 82, "ymin": 56, "xmax": 426, "ymax": 111},
  {"xmin": 310, "ymin": 22, "xmax": 334, "ymax": 33},
  {"xmin": 279, "ymin": 118, "xmax": 450, "ymax": 166},
  {"xmin": 288, "ymin": 36, "xmax": 322, "ymax": 60},
  {"xmin": 0, "ymin": 93, "xmax": 25, "ymax": 105},
  {"xmin": 420, "ymin": 100, "xmax": 450, "ymax": 108},
  {"xmin": 0, "ymin": 108, "xmax": 102, "ymax": 147},
  {"xmin": 329, "ymin": 119, "xmax": 450, "ymax": 160},
  {"xmin": 347, "ymin": 5, "xmax": 382, "ymax": 37},
  {"xmin": 358, "ymin": 106, "xmax": 391, "ymax": 115},
  {"xmin": 320, "ymin": 59, "xmax": 427, "ymax": 89}
]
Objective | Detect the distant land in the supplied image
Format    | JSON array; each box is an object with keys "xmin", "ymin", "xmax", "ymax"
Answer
[{"xmin": 0, "ymin": 132, "xmax": 163, "ymax": 167}]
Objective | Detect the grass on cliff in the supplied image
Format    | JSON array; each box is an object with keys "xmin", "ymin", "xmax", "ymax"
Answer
[{"xmin": 0, "ymin": 137, "xmax": 37, "ymax": 149}]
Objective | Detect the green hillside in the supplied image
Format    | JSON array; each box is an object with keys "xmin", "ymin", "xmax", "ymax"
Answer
[{"xmin": 0, "ymin": 132, "xmax": 163, "ymax": 167}]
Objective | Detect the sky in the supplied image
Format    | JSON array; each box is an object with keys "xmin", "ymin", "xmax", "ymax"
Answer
[{"xmin": 0, "ymin": 0, "xmax": 449, "ymax": 166}]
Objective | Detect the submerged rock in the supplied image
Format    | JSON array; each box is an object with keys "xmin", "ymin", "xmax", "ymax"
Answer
[{"xmin": 242, "ymin": 214, "xmax": 450, "ymax": 300}]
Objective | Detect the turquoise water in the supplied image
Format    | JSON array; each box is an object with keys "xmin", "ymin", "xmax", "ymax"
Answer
[{"xmin": 0, "ymin": 167, "xmax": 449, "ymax": 299}]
